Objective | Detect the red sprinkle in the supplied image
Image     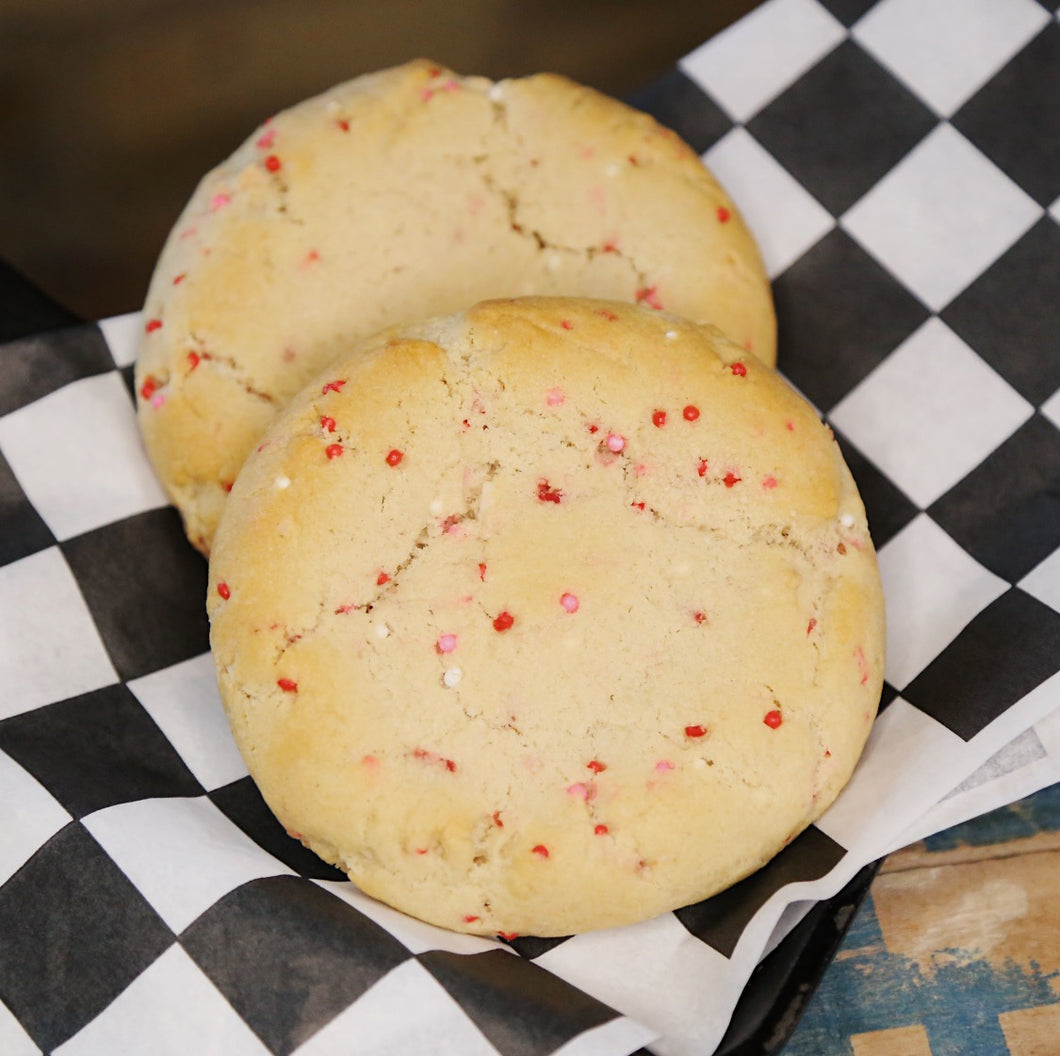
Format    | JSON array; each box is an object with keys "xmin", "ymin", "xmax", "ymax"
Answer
[
  {"xmin": 807, "ymin": 617, "xmax": 817, "ymax": 635},
  {"xmin": 322, "ymin": 379, "xmax": 346, "ymax": 394},
  {"xmin": 560, "ymin": 319, "xmax": 574, "ymax": 330},
  {"xmin": 478, "ymin": 562, "xmax": 487, "ymax": 582},
  {"xmin": 492, "ymin": 811, "xmax": 504, "ymax": 828},
  {"xmin": 325, "ymin": 443, "xmax": 344, "ymax": 459},
  {"xmin": 596, "ymin": 308, "xmax": 619, "ymax": 321},
  {"xmin": 320, "ymin": 415, "xmax": 336, "ymax": 432},
  {"xmin": 697, "ymin": 458, "xmax": 709, "ymax": 478},
  {"xmin": 139, "ymin": 376, "xmax": 160, "ymax": 401},
  {"xmin": 587, "ymin": 760, "xmax": 607, "ymax": 774},
  {"xmin": 717, "ymin": 206, "xmax": 731, "ymax": 223},
  {"xmin": 537, "ymin": 480, "xmax": 563, "ymax": 504},
  {"xmin": 730, "ymin": 362, "xmax": 747, "ymax": 377},
  {"xmin": 264, "ymin": 154, "xmax": 282, "ymax": 172},
  {"xmin": 385, "ymin": 449, "xmax": 404, "ymax": 466},
  {"xmin": 594, "ymin": 824, "xmax": 609, "ymax": 836},
  {"xmin": 683, "ymin": 405, "xmax": 700, "ymax": 421},
  {"xmin": 463, "ymin": 914, "xmax": 481, "ymax": 924},
  {"xmin": 762, "ymin": 475, "xmax": 778, "ymax": 489},
  {"xmin": 723, "ymin": 472, "xmax": 741, "ymax": 488},
  {"xmin": 172, "ymin": 272, "xmax": 186, "ymax": 285},
  {"xmin": 635, "ymin": 285, "xmax": 664, "ymax": 310},
  {"xmin": 693, "ymin": 611, "xmax": 707, "ymax": 624},
  {"xmin": 336, "ymin": 118, "xmax": 350, "ymax": 132},
  {"xmin": 277, "ymin": 678, "xmax": 298, "ymax": 693},
  {"xmin": 493, "ymin": 611, "xmax": 515, "ymax": 632},
  {"xmin": 763, "ymin": 710, "xmax": 783, "ymax": 729},
  {"xmin": 187, "ymin": 351, "xmax": 201, "ymax": 370},
  {"xmin": 498, "ymin": 931, "xmax": 519, "ymax": 941},
  {"xmin": 222, "ymin": 481, "xmax": 233, "ymax": 493},
  {"xmin": 217, "ymin": 582, "xmax": 231, "ymax": 600},
  {"xmin": 652, "ymin": 409, "xmax": 667, "ymax": 427},
  {"xmin": 376, "ymin": 571, "xmax": 391, "ymax": 586},
  {"xmin": 684, "ymin": 724, "xmax": 708, "ymax": 738},
  {"xmin": 631, "ymin": 500, "xmax": 646, "ymax": 511},
  {"xmin": 144, "ymin": 318, "xmax": 163, "ymax": 333},
  {"xmin": 532, "ymin": 844, "xmax": 550, "ymax": 858}
]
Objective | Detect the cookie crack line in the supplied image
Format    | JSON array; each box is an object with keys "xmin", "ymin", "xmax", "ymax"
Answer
[{"xmin": 472, "ymin": 163, "xmax": 643, "ymax": 281}]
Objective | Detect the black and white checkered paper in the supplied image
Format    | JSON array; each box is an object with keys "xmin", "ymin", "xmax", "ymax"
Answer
[{"xmin": 2, "ymin": 1, "xmax": 1058, "ymax": 1053}]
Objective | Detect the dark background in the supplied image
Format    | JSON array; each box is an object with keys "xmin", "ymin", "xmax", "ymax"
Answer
[{"xmin": 0, "ymin": 1, "xmax": 758, "ymax": 322}]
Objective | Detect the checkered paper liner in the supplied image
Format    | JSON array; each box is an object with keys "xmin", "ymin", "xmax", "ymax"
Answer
[{"xmin": 1, "ymin": 0, "xmax": 1058, "ymax": 1053}]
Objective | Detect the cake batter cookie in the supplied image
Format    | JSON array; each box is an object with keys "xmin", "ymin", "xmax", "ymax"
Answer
[
  {"xmin": 136, "ymin": 59, "xmax": 775, "ymax": 554},
  {"xmin": 207, "ymin": 297, "xmax": 884, "ymax": 938}
]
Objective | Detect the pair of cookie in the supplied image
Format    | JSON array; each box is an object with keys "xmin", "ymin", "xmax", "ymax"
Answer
[{"xmin": 138, "ymin": 62, "xmax": 884, "ymax": 937}]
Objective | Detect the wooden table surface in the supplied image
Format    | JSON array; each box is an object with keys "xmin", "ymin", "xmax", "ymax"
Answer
[{"xmin": 781, "ymin": 782, "xmax": 1060, "ymax": 1056}]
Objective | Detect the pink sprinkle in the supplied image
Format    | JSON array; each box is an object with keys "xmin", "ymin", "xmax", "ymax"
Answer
[
  {"xmin": 436, "ymin": 633, "xmax": 458, "ymax": 654},
  {"xmin": 210, "ymin": 193, "xmax": 231, "ymax": 211},
  {"xmin": 855, "ymin": 646, "xmax": 869, "ymax": 685},
  {"xmin": 546, "ymin": 387, "xmax": 565, "ymax": 406},
  {"xmin": 144, "ymin": 318, "xmax": 162, "ymax": 333},
  {"xmin": 606, "ymin": 433, "xmax": 626, "ymax": 453},
  {"xmin": 301, "ymin": 249, "xmax": 320, "ymax": 267},
  {"xmin": 654, "ymin": 760, "xmax": 674, "ymax": 773},
  {"xmin": 762, "ymin": 475, "xmax": 778, "ymax": 489},
  {"xmin": 256, "ymin": 128, "xmax": 277, "ymax": 149},
  {"xmin": 560, "ymin": 593, "xmax": 580, "ymax": 613},
  {"xmin": 151, "ymin": 393, "xmax": 165, "ymax": 409},
  {"xmin": 361, "ymin": 754, "xmax": 379, "ymax": 771},
  {"xmin": 567, "ymin": 782, "xmax": 589, "ymax": 799}
]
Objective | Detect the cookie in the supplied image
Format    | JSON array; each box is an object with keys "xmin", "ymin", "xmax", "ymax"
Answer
[
  {"xmin": 135, "ymin": 59, "xmax": 775, "ymax": 555},
  {"xmin": 207, "ymin": 296, "xmax": 884, "ymax": 938}
]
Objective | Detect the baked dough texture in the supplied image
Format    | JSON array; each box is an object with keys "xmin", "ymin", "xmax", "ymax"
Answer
[
  {"xmin": 207, "ymin": 297, "xmax": 884, "ymax": 938},
  {"xmin": 135, "ymin": 59, "xmax": 775, "ymax": 554}
]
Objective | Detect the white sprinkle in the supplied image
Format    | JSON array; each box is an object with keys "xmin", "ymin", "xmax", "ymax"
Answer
[
  {"xmin": 605, "ymin": 162, "xmax": 620, "ymax": 177},
  {"xmin": 488, "ymin": 83, "xmax": 504, "ymax": 102},
  {"xmin": 693, "ymin": 757, "xmax": 707, "ymax": 770},
  {"xmin": 546, "ymin": 253, "xmax": 563, "ymax": 272},
  {"xmin": 274, "ymin": 475, "xmax": 290, "ymax": 489},
  {"xmin": 664, "ymin": 330, "xmax": 678, "ymax": 340},
  {"xmin": 375, "ymin": 622, "xmax": 390, "ymax": 639},
  {"xmin": 442, "ymin": 666, "xmax": 463, "ymax": 688},
  {"xmin": 429, "ymin": 498, "xmax": 445, "ymax": 516},
  {"xmin": 840, "ymin": 513, "xmax": 855, "ymax": 528}
]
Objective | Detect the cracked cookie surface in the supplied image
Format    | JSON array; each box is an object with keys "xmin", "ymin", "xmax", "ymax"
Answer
[
  {"xmin": 207, "ymin": 297, "xmax": 883, "ymax": 938},
  {"xmin": 136, "ymin": 59, "xmax": 775, "ymax": 555}
]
